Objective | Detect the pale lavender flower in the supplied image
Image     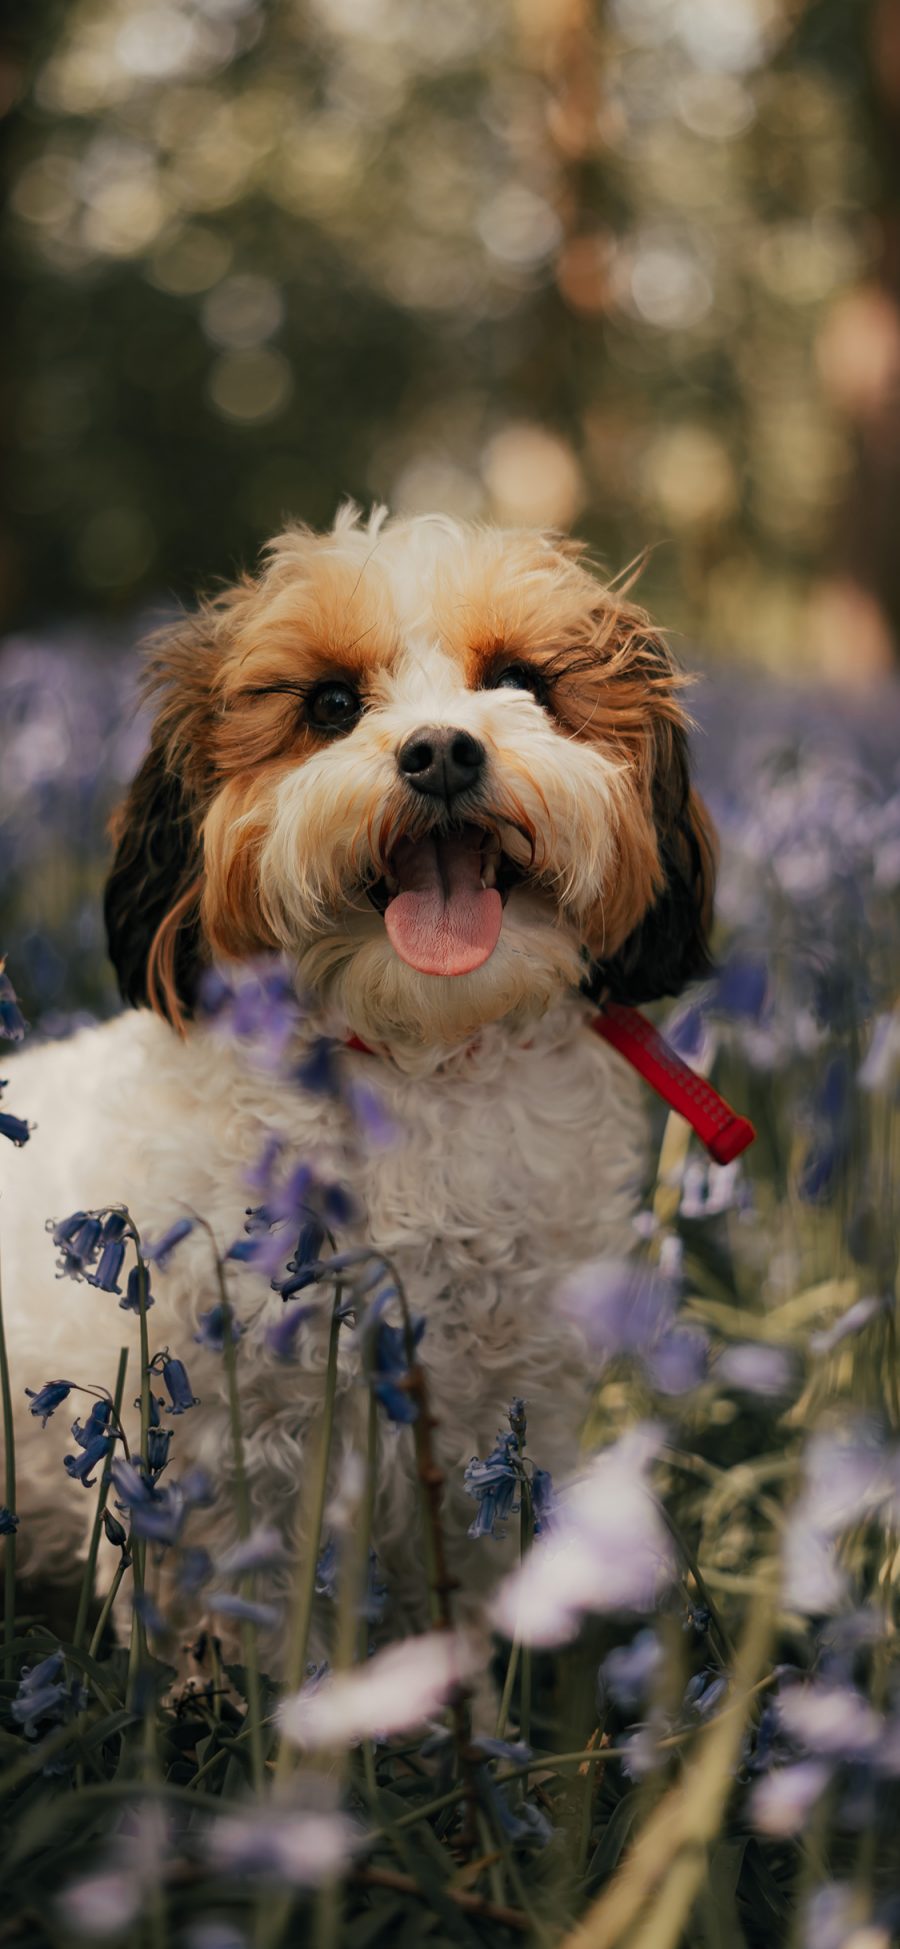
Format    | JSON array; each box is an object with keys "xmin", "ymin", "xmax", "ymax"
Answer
[
  {"xmin": 776, "ymin": 1680, "xmax": 883, "ymax": 1759},
  {"xmin": 143, "ymin": 1217, "xmax": 194, "ymax": 1268},
  {"xmin": 59, "ymin": 1868, "xmax": 144, "ymax": 1939},
  {"xmin": 265, "ymin": 1301, "xmax": 317, "ymax": 1360},
  {"xmin": 601, "ymin": 1629, "xmax": 663, "ymax": 1710},
  {"xmin": 716, "ymin": 1343, "xmax": 798, "ymax": 1399},
  {"xmin": 557, "ymin": 1259, "xmax": 676, "ymax": 1361},
  {"xmin": 205, "ymin": 1808, "xmax": 362, "ymax": 1885},
  {"xmin": 280, "ymin": 1629, "xmax": 480, "ymax": 1749},
  {"xmin": 749, "ymin": 1758, "xmax": 832, "ymax": 1836},
  {"xmin": 207, "ymin": 1593, "xmax": 281, "ymax": 1629},
  {"xmin": 645, "ymin": 1326, "xmax": 709, "ymax": 1395},
  {"xmin": 801, "ymin": 1884, "xmax": 870, "ymax": 1949},
  {"xmin": 187, "ymin": 1926, "xmax": 248, "ymax": 1949},
  {"xmin": 858, "ymin": 1012, "xmax": 900, "ymax": 1094},
  {"xmin": 810, "ymin": 1296, "xmax": 885, "ymax": 1357},
  {"xmin": 492, "ymin": 1426, "xmax": 675, "ymax": 1646},
  {"xmin": 214, "ymin": 1527, "xmax": 285, "ymax": 1578}
]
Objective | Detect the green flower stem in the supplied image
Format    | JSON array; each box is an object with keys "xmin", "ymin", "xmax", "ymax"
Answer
[
  {"xmin": 274, "ymin": 1287, "xmax": 344, "ymax": 1790},
  {"xmin": 0, "ymin": 1241, "xmax": 17, "ymax": 1680},
  {"xmin": 125, "ymin": 1242, "xmax": 152, "ymax": 1712},
  {"xmin": 73, "ymin": 1346, "xmax": 129, "ymax": 1652},
  {"xmin": 88, "ymin": 1554, "xmax": 131, "ymax": 1662},
  {"xmin": 212, "ymin": 1246, "xmax": 265, "ymax": 1798},
  {"xmin": 358, "ymin": 1389, "xmax": 379, "ymax": 1803}
]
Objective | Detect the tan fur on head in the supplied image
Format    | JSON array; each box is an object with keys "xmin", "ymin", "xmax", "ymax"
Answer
[{"xmin": 104, "ymin": 507, "xmax": 714, "ymax": 1049}]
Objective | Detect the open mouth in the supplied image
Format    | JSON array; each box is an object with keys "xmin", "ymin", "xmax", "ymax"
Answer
[{"xmin": 365, "ymin": 822, "xmax": 526, "ymax": 976}]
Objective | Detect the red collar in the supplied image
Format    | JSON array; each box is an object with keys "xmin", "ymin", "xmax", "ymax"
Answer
[{"xmin": 345, "ymin": 1003, "xmax": 755, "ymax": 1168}]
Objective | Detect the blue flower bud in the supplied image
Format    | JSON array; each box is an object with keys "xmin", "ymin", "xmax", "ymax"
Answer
[{"xmin": 25, "ymin": 1379, "xmax": 74, "ymax": 1426}]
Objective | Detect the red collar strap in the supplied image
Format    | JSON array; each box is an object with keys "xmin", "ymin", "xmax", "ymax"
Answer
[
  {"xmin": 345, "ymin": 1004, "xmax": 755, "ymax": 1168},
  {"xmin": 590, "ymin": 1002, "xmax": 755, "ymax": 1166}
]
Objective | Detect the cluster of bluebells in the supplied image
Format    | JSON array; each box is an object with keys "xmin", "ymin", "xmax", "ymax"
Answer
[
  {"xmin": 464, "ymin": 1398, "xmax": 555, "ymax": 1540},
  {"xmin": 12, "ymin": 1649, "xmax": 87, "ymax": 1751},
  {"xmin": 48, "ymin": 1205, "xmax": 155, "ymax": 1313}
]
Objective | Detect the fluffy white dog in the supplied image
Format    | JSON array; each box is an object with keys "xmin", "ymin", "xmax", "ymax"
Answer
[{"xmin": 0, "ymin": 508, "xmax": 713, "ymax": 1671}]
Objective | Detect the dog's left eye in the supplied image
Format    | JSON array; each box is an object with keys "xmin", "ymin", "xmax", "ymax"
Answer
[
  {"xmin": 487, "ymin": 662, "xmax": 546, "ymax": 702},
  {"xmin": 306, "ymin": 680, "xmax": 362, "ymax": 733}
]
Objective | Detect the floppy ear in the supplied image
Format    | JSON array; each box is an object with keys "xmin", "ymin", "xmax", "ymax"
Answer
[
  {"xmin": 586, "ymin": 715, "xmax": 716, "ymax": 1006},
  {"xmin": 104, "ymin": 619, "xmax": 217, "ymax": 1025}
]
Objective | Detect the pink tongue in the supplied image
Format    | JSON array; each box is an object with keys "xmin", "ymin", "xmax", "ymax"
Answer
[{"xmin": 385, "ymin": 828, "xmax": 503, "ymax": 976}]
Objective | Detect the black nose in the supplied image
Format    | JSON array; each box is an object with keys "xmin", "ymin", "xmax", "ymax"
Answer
[{"xmin": 397, "ymin": 726, "xmax": 485, "ymax": 801}]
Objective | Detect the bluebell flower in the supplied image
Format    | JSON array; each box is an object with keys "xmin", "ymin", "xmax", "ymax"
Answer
[
  {"xmin": 601, "ymin": 1629, "xmax": 663, "ymax": 1711},
  {"xmin": 0, "ymin": 1109, "xmax": 31, "ymax": 1147},
  {"xmin": 315, "ymin": 1534, "xmax": 339, "ymax": 1601},
  {"xmin": 178, "ymin": 1546, "xmax": 214, "ymax": 1593},
  {"xmin": 295, "ymin": 1035, "xmax": 341, "ymax": 1096},
  {"xmin": 143, "ymin": 1217, "xmax": 194, "ymax": 1269},
  {"xmin": 119, "ymin": 1263, "xmax": 155, "ymax": 1313},
  {"xmin": 286, "ymin": 1218, "xmax": 326, "ymax": 1275},
  {"xmin": 64, "ymin": 1433, "xmax": 113, "ymax": 1487},
  {"xmin": 207, "ymin": 1592, "xmax": 281, "ymax": 1629},
  {"xmin": 11, "ymin": 1651, "xmax": 69, "ymax": 1736},
  {"xmin": 0, "ymin": 967, "xmax": 28, "ymax": 1042},
  {"xmin": 25, "ymin": 1378, "xmax": 74, "ymax": 1425},
  {"xmin": 712, "ymin": 955, "xmax": 769, "ymax": 1022},
  {"xmin": 51, "ymin": 1212, "xmax": 103, "ymax": 1279},
  {"xmin": 157, "ymin": 1355, "xmax": 199, "ymax": 1415},
  {"xmin": 313, "ymin": 1535, "xmax": 386, "ymax": 1621},
  {"xmin": 683, "ymin": 1670, "xmax": 728, "ymax": 1720},
  {"xmin": 557, "ymin": 1259, "xmax": 678, "ymax": 1364},
  {"xmin": 70, "ymin": 1398, "xmax": 112, "ymax": 1448},
  {"xmin": 87, "ymin": 1236, "xmax": 126, "ymax": 1294},
  {"xmin": 146, "ymin": 1428, "xmax": 172, "ymax": 1477},
  {"xmin": 266, "ymin": 1301, "xmax": 316, "ymax": 1361},
  {"xmin": 216, "ymin": 1527, "xmax": 286, "ymax": 1578},
  {"xmin": 111, "ymin": 1459, "xmax": 186, "ymax": 1545},
  {"xmin": 799, "ymin": 1055, "xmax": 851, "ymax": 1206},
  {"xmin": 365, "ymin": 1306, "xmax": 425, "ymax": 1424},
  {"xmin": 0, "ymin": 1506, "xmax": 19, "ymax": 1534},
  {"xmin": 194, "ymin": 1305, "xmax": 243, "ymax": 1352},
  {"xmin": 464, "ymin": 1431, "xmax": 521, "ymax": 1538},
  {"xmin": 644, "ymin": 1326, "xmax": 709, "ymax": 1395},
  {"xmin": 347, "ymin": 1081, "xmax": 398, "ymax": 1148},
  {"xmin": 530, "ymin": 1466, "xmax": 556, "ymax": 1535},
  {"xmin": 200, "ymin": 959, "xmax": 301, "ymax": 1066}
]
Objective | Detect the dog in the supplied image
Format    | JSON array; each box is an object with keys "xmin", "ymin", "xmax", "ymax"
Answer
[{"xmin": 0, "ymin": 507, "xmax": 713, "ymax": 1673}]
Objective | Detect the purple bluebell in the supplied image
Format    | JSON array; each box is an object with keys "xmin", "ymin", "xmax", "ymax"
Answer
[
  {"xmin": 665, "ymin": 1002, "xmax": 707, "ymax": 1058},
  {"xmin": 25, "ymin": 1378, "xmax": 74, "ymax": 1425},
  {"xmin": 11, "ymin": 1651, "xmax": 69, "ymax": 1735},
  {"xmin": 810, "ymin": 1295, "xmax": 884, "ymax": 1357},
  {"xmin": 645, "ymin": 1326, "xmax": 709, "ymax": 1395},
  {"xmin": 712, "ymin": 956, "xmax": 769, "ymax": 1021},
  {"xmin": 799, "ymin": 1055, "xmax": 850, "ymax": 1205},
  {"xmin": 266, "ymin": 1301, "xmax": 316, "ymax": 1361},
  {"xmin": 314, "ymin": 1536, "xmax": 387, "ymax": 1621},
  {"xmin": 601, "ymin": 1629, "xmax": 662, "ymax": 1711},
  {"xmin": 87, "ymin": 1236, "xmax": 126, "ymax": 1294},
  {"xmin": 366, "ymin": 1307, "xmax": 425, "ymax": 1425},
  {"xmin": 157, "ymin": 1356, "xmax": 199, "ymax": 1415},
  {"xmin": 464, "ymin": 1431, "xmax": 521, "ymax": 1538},
  {"xmin": 557, "ymin": 1259, "xmax": 677, "ymax": 1364},
  {"xmin": 286, "ymin": 1218, "xmax": 326, "ymax": 1275},
  {"xmin": 194, "ymin": 1305, "xmax": 243, "ymax": 1352},
  {"xmin": 0, "ymin": 1109, "xmax": 31, "ymax": 1146},
  {"xmin": 178, "ymin": 1547, "xmax": 214, "ymax": 1593},
  {"xmin": 0, "ymin": 967, "xmax": 28, "ymax": 1042},
  {"xmin": 70, "ymin": 1398, "xmax": 113, "ymax": 1448},
  {"xmin": 717, "ymin": 1343, "xmax": 798, "ymax": 1399},
  {"xmin": 348, "ymin": 1081, "xmax": 398, "ymax": 1148},
  {"xmin": 143, "ymin": 1217, "xmax": 194, "ymax": 1268},
  {"xmin": 51, "ymin": 1212, "xmax": 103, "ymax": 1279},
  {"xmin": 295, "ymin": 1035, "xmax": 341, "ymax": 1096},
  {"xmin": 111, "ymin": 1459, "xmax": 186, "ymax": 1546},
  {"xmin": 200, "ymin": 958, "xmax": 301, "ymax": 1066},
  {"xmin": 0, "ymin": 1506, "xmax": 19, "ymax": 1534},
  {"xmin": 216, "ymin": 1527, "xmax": 285, "ymax": 1578},
  {"xmin": 119, "ymin": 1263, "xmax": 155, "ymax": 1313},
  {"xmin": 683, "ymin": 1670, "xmax": 728, "ymax": 1719},
  {"xmin": 146, "ymin": 1427, "xmax": 172, "ymax": 1477},
  {"xmin": 481, "ymin": 1775, "xmax": 554, "ymax": 1847},
  {"xmin": 530, "ymin": 1467, "xmax": 555, "ymax": 1536},
  {"xmin": 64, "ymin": 1433, "xmax": 113, "ymax": 1486},
  {"xmin": 207, "ymin": 1592, "xmax": 281, "ymax": 1629}
]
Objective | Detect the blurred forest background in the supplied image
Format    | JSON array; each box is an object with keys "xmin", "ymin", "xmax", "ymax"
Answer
[{"xmin": 2, "ymin": 0, "xmax": 900, "ymax": 1022}]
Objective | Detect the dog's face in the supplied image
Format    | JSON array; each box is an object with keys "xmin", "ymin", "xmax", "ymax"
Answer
[{"xmin": 105, "ymin": 510, "xmax": 714, "ymax": 1049}]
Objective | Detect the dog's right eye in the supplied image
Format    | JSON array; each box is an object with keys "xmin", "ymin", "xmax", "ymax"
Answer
[{"xmin": 306, "ymin": 680, "xmax": 362, "ymax": 734}]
